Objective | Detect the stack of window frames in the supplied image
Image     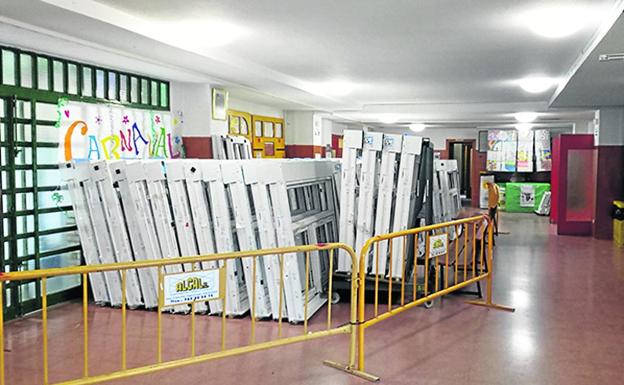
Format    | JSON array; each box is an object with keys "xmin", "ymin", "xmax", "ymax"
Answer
[{"xmin": 63, "ymin": 159, "xmax": 339, "ymax": 322}]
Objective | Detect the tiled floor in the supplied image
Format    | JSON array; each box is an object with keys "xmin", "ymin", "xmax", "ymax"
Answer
[{"xmin": 4, "ymin": 213, "xmax": 624, "ymax": 384}]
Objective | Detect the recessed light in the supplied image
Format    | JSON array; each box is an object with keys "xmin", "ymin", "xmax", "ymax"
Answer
[
  {"xmin": 516, "ymin": 123, "xmax": 533, "ymax": 132},
  {"xmin": 409, "ymin": 123, "xmax": 426, "ymax": 132},
  {"xmin": 514, "ymin": 112, "xmax": 538, "ymax": 123},
  {"xmin": 379, "ymin": 114, "xmax": 399, "ymax": 124},
  {"xmin": 524, "ymin": 7, "xmax": 586, "ymax": 39},
  {"xmin": 518, "ymin": 77, "xmax": 556, "ymax": 93}
]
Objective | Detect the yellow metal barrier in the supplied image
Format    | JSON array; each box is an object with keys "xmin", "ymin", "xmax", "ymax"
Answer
[
  {"xmin": 330, "ymin": 215, "xmax": 515, "ymax": 381},
  {"xmin": 0, "ymin": 243, "xmax": 358, "ymax": 385}
]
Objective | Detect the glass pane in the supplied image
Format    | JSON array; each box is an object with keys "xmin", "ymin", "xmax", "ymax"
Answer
[
  {"xmin": 14, "ymin": 146, "xmax": 32, "ymax": 165},
  {"xmin": 36, "ymin": 102, "xmax": 58, "ymax": 121},
  {"xmin": 36, "ymin": 124, "xmax": 59, "ymax": 143},
  {"xmin": 67, "ymin": 63, "xmax": 78, "ymax": 94},
  {"xmin": 95, "ymin": 69, "xmax": 105, "ymax": 98},
  {"xmin": 1, "ymin": 50, "xmax": 16, "ymax": 86},
  {"xmin": 20, "ymin": 280, "xmax": 36, "ymax": 301},
  {"xmin": 14, "ymin": 170, "xmax": 33, "ymax": 188},
  {"xmin": 119, "ymin": 74, "xmax": 128, "ymax": 102},
  {"xmin": 36, "ymin": 147, "xmax": 58, "ymax": 165},
  {"xmin": 16, "ymin": 215, "xmax": 35, "ymax": 233},
  {"xmin": 53, "ymin": 60, "xmax": 64, "ymax": 92},
  {"xmin": 39, "ymin": 231, "xmax": 79, "ymax": 253},
  {"xmin": 566, "ymin": 149, "xmax": 595, "ymax": 222},
  {"xmin": 275, "ymin": 122, "xmax": 283, "ymax": 138},
  {"xmin": 108, "ymin": 71, "xmax": 117, "ymax": 100},
  {"xmin": 39, "ymin": 189, "xmax": 72, "ymax": 210},
  {"xmin": 141, "ymin": 78, "xmax": 148, "ymax": 104},
  {"xmin": 151, "ymin": 80, "xmax": 158, "ymax": 106},
  {"xmin": 37, "ymin": 169, "xmax": 61, "ymax": 187},
  {"xmin": 0, "ymin": 99, "xmax": 4, "ymax": 118},
  {"xmin": 255, "ymin": 121, "xmax": 262, "ymax": 137},
  {"xmin": 82, "ymin": 67, "xmax": 93, "ymax": 97},
  {"xmin": 263, "ymin": 122, "xmax": 274, "ymax": 138},
  {"xmin": 14, "ymin": 192, "xmax": 34, "ymax": 212},
  {"xmin": 15, "ymin": 100, "xmax": 31, "ymax": 119},
  {"xmin": 17, "ymin": 130, "xmax": 35, "ymax": 148},
  {"xmin": 229, "ymin": 116, "xmax": 240, "ymax": 134},
  {"xmin": 130, "ymin": 77, "xmax": 139, "ymax": 103},
  {"xmin": 41, "ymin": 251, "xmax": 81, "ymax": 294},
  {"xmin": 240, "ymin": 118, "xmax": 249, "ymax": 135},
  {"xmin": 160, "ymin": 83, "xmax": 168, "ymax": 107},
  {"xmin": 37, "ymin": 57, "xmax": 49, "ymax": 90},
  {"xmin": 20, "ymin": 54, "xmax": 33, "ymax": 88},
  {"xmin": 17, "ymin": 238, "xmax": 35, "ymax": 257},
  {"xmin": 39, "ymin": 211, "xmax": 73, "ymax": 232}
]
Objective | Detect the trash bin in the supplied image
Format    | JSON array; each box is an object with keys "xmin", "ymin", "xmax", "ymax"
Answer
[{"xmin": 613, "ymin": 200, "xmax": 624, "ymax": 247}]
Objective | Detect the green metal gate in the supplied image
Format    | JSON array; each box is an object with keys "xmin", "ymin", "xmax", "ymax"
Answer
[{"xmin": 0, "ymin": 45, "xmax": 171, "ymax": 320}]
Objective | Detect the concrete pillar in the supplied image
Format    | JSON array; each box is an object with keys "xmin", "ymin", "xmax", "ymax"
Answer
[{"xmin": 593, "ymin": 108, "xmax": 624, "ymax": 239}]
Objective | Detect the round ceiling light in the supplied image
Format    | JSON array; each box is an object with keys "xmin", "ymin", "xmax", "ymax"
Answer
[
  {"xmin": 514, "ymin": 112, "xmax": 538, "ymax": 123},
  {"xmin": 379, "ymin": 114, "xmax": 399, "ymax": 124},
  {"xmin": 518, "ymin": 77, "xmax": 556, "ymax": 93},
  {"xmin": 525, "ymin": 7, "xmax": 586, "ymax": 39},
  {"xmin": 409, "ymin": 123, "xmax": 426, "ymax": 132}
]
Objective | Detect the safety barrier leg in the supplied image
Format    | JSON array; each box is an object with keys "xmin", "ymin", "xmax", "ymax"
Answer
[
  {"xmin": 465, "ymin": 221, "xmax": 516, "ymax": 312},
  {"xmin": 323, "ymin": 262, "xmax": 380, "ymax": 382}
]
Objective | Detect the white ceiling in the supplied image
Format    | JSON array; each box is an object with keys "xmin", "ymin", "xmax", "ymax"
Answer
[
  {"xmin": 1, "ymin": 0, "xmax": 622, "ymax": 128},
  {"xmin": 551, "ymin": 11, "xmax": 624, "ymax": 107}
]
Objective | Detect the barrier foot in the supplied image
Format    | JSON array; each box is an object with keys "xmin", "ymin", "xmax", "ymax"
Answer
[
  {"xmin": 323, "ymin": 360, "xmax": 381, "ymax": 382},
  {"xmin": 466, "ymin": 300, "xmax": 515, "ymax": 312}
]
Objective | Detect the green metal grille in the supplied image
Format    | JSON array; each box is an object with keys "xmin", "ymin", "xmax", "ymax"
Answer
[{"xmin": 0, "ymin": 45, "xmax": 171, "ymax": 320}]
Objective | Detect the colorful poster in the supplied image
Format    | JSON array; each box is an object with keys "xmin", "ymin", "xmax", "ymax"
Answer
[
  {"xmin": 487, "ymin": 130, "xmax": 517, "ymax": 172},
  {"xmin": 517, "ymin": 130, "xmax": 534, "ymax": 172},
  {"xmin": 58, "ymin": 99, "xmax": 182, "ymax": 162},
  {"xmin": 534, "ymin": 129, "xmax": 552, "ymax": 171}
]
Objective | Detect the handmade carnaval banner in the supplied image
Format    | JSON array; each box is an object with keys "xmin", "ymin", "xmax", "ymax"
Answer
[{"xmin": 58, "ymin": 100, "xmax": 182, "ymax": 161}]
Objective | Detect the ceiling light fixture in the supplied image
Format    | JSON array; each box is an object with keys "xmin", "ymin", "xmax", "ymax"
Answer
[
  {"xmin": 379, "ymin": 114, "xmax": 399, "ymax": 124},
  {"xmin": 514, "ymin": 112, "xmax": 538, "ymax": 123},
  {"xmin": 524, "ymin": 7, "xmax": 586, "ymax": 39},
  {"xmin": 409, "ymin": 123, "xmax": 426, "ymax": 132},
  {"xmin": 518, "ymin": 77, "xmax": 556, "ymax": 93},
  {"xmin": 515, "ymin": 123, "xmax": 533, "ymax": 132},
  {"xmin": 599, "ymin": 53, "xmax": 624, "ymax": 62}
]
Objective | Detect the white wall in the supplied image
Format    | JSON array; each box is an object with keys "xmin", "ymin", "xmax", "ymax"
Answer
[
  {"xmin": 229, "ymin": 98, "xmax": 284, "ymax": 118},
  {"xmin": 284, "ymin": 111, "xmax": 315, "ymax": 145},
  {"xmin": 170, "ymin": 82, "xmax": 227, "ymax": 137},
  {"xmin": 170, "ymin": 82, "xmax": 286, "ymax": 137},
  {"xmin": 595, "ymin": 108, "xmax": 624, "ymax": 145}
]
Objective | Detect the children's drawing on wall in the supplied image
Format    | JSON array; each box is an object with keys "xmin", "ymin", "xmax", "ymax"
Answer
[{"xmin": 57, "ymin": 99, "xmax": 183, "ymax": 161}]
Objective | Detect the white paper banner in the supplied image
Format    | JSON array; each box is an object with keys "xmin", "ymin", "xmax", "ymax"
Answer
[{"xmin": 58, "ymin": 100, "xmax": 182, "ymax": 162}]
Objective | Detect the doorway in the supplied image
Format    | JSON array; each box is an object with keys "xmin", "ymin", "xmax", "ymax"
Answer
[{"xmin": 448, "ymin": 141, "xmax": 473, "ymax": 199}]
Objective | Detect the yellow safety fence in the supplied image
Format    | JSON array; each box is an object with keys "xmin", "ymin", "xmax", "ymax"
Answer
[
  {"xmin": 327, "ymin": 214, "xmax": 515, "ymax": 381},
  {"xmin": 0, "ymin": 216, "xmax": 514, "ymax": 384},
  {"xmin": 0, "ymin": 243, "xmax": 359, "ymax": 385}
]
